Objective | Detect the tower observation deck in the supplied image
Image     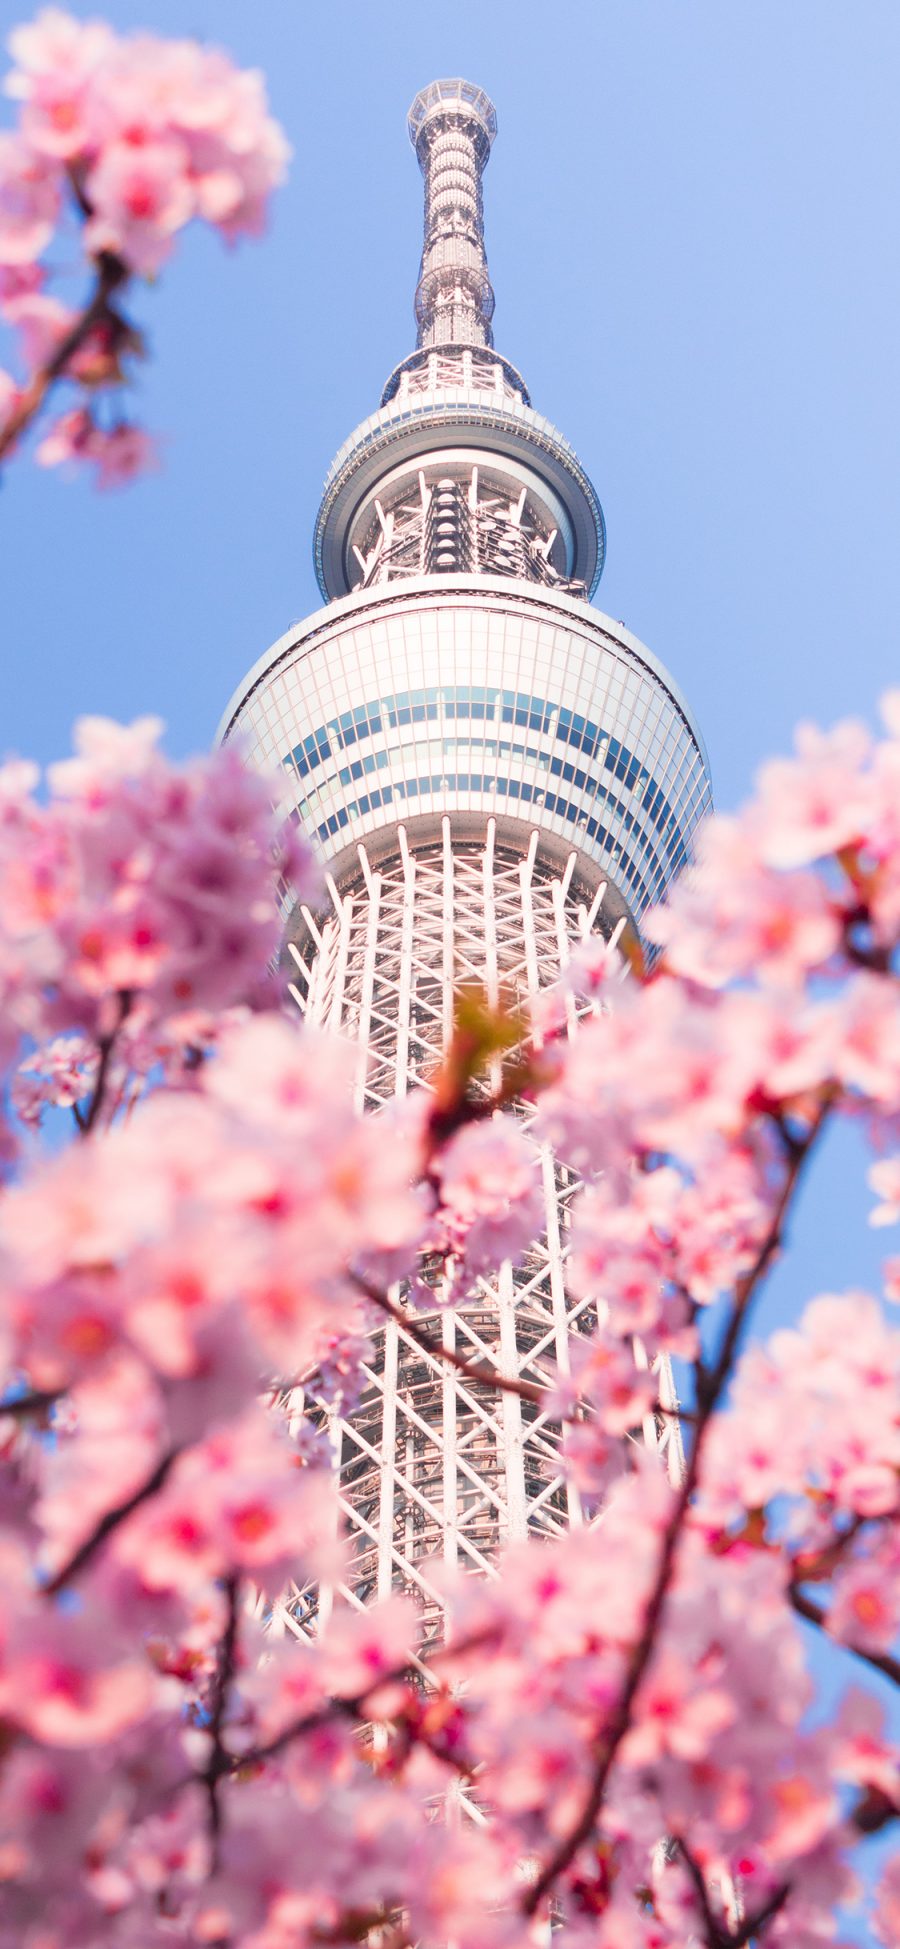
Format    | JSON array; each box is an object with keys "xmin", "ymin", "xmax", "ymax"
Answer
[{"xmin": 219, "ymin": 81, "xmax": 712, "ymax": 1628}]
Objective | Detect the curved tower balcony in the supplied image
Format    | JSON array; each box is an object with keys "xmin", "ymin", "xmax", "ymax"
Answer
[
  {"xmin": 220, "ymin": 577, "xmax": 708, "ymax": 945},
  {"xmin": 220, "ymin": 82, "xmax": 709, "ymax": 1627}
]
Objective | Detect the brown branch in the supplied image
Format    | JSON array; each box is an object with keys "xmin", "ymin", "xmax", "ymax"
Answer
[
  {"xmin": 230, "ymin": 1629, "xmax": 495, "ymax": 1776},
  {"xmin": 851, "ymin": 1787, "xmax": 900, "ymax": 1836},
  {"xmin": 786, "ymin": 1513, "xmax": 865, "ymax": 1585},
  {"xmin": 44, "ymin": 1445, "xmax": 180, "ymax": 1595},
  {"xmin": 229, "ymin": 1695, "xmax": 358, "ymax": 1772},
  {"xmin": 788, "ymin": 1587, "xmax": 900, "ymax": 1690},
  {"xmin": 354, "ymin": 1275, "xmax": 545, "ymax": 1403},
  {"xmin": 674, "ymin": 1839, "xmax": 790, "ymax": 1949},
  {"xmin": 236, "ymin": 1690, "xmax": 475, "ymax": 1784},
  {"xmin": 80, "ymin": 990, "xmax": 132, "ymax": 1136},
  {"xmin": 522, "ymin": 1100, "xmax": 831, "ymax": 1917},
  {"xmin": 673, "ymin": 1836, "xmax": 727, "ymax": 1947},
  {"xmin": 0, "ymin": 1386, "xmax": 63, "ymax": 1420},
  {"xmin": 729, "ymin": 1881, "xmax": 791, "ymax": 1947},
  {"xmin": 203, "ymin": 1574, "xmax": 240, "ymax": 1869},
  {"xmin": 0, "ymin": 254, "xmax": 128, "ymax": 463}
]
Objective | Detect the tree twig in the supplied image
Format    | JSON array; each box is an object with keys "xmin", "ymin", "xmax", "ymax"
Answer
[
  {"xmin": 44, "ymin": 1445, "xmax": 180, "ymax": 1595},
  {"xmin": 728, "ymin": 1881, "xmax": 791, "ymax": 1948},
  {"xmin": 229, "ymin": 1629, "xmax": 495, "ymax": 1776},
  {"xmin": 0, "ymin": 254, "xmax": 128, "ymax": 463},
  {"xmin": 674, "ymin": 1838, "xmax": 790, "ymax": 1949},
  {"xmin": 203, "ymin": 1574, "xmax": 240, "ymax": 1869},
  {"xmin": 673, "ymin": 1836, "xmax": 727, "ymax": 1947},
  {"xmin": 522, "ymin": 1100, "xmax": 831, "ymax": 1917},
  {"xmin": 353, "ymin": 1275, "xmax": 545, "ymax": 1403},
  {"xmin": 788, "ymin": 1587, "xmax": 900, "ymax": 1690},
  {"xmin": 0, "ymin": 1386, "xmax": 63, "ymax": 1420},
  {"xmin": 80, "ymin": 990, "xmax": 132, "ymax": 1136}
]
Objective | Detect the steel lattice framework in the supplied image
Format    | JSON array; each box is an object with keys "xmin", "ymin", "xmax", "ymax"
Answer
[
  {"xmin": 265, "ymin": 820, "xmax": 683, "ymax": 1642},
  {"xmin": 223, "ymin": 81, "xmax": 709, "ymax": 1637}
]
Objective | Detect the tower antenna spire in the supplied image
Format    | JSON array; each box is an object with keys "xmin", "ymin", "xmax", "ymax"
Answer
[{"xmin": 408, "ymin": 79, "xmax": 498, "ymax": 351}]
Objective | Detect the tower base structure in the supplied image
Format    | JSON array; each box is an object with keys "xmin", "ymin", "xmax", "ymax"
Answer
[{"xmin": 255, "ymin": 814, "xmax": 684, "ymax": 1643}]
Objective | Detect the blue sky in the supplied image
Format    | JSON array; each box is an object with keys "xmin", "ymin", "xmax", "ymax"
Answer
[
  {"xmin": 4, "ymin": 0, "xmax": 899, "ymax": 792},
  {"xmin": 3, "ymin": 4, "xmax": 899, "ymax": 1934}
]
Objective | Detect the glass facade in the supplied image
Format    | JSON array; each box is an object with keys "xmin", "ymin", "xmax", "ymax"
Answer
[{"xmin": 221, "ymin": 576, "xmax": 711, "ymax": 929}]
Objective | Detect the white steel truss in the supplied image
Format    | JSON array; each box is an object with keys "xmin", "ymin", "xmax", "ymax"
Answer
[
  {"xmin": 270, "ymin": 818, "xmax": 682, "ymax": 1643},
  {"xmin": 350, "ymin": 465, "xmax": 579, "ymax": 595}
]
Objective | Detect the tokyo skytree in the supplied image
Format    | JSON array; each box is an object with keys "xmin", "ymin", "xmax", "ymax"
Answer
[{"xmin": 219, "ymin": 80, "xmax": 712, "ymax": 1631}]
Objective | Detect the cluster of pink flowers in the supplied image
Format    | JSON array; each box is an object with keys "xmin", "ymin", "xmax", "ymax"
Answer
[
  {"xmin": 0, "ymin": 11, "xmax": 288, "ymax": 479},
  {"xmin": 0, "ymin": 715, "xmax": 316, "ymax": 1119},
  {"xmin": 0, "ymin": 694, "xmax": 897, "ymax": 1947},
  {"xmin": 429, "ymin": 1113, "xmax": 544, "ymax": 1292},
  {"xmin": 434, "ymin": 1481, "xmax": 882, "ymax": 1945}
]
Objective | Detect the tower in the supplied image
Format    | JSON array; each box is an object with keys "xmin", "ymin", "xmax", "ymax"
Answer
[{"xmin": 219, "ymin": 80, "xmax": 711, "ymax": 1630}]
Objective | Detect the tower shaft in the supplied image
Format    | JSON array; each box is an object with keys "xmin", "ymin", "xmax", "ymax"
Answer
[{"xmin": 222, "ymin": 81, "xmax": 711, "ymax": 1631}]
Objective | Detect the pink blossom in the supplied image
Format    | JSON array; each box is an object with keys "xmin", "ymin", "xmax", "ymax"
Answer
[
  {"xmin": 116, "ymin": 1410, "xmax": 340, "ymax": 1595},
  {"xmin": 0, "ymin": 130, "xmax": 59, "ymax": 264},
  {"xmin": 84, "ymin": 139, "xmax": 194, "ymax": 274},
  {"xmin": 0, "ymin": 718, "xmax": 305, "ymax": 1048},
  {"xmin": 624, "ymin": 1653, "xmax": 735, "ymax": 1765},
  {"xmin": 759, "ymin": 1768, "xmax": 838, "ymax": 1863},
  {"xmin": 48, "ymin": 711, "xmax": 166, "ymax": 794},
  {"xmin": 752, "ymin": 718, "xmax": 872, "ymax": 869},
  {"xmin": 11, "ymin": 1031, "xmax": 98, "ymax": 1125},
  {"xmin": 2, "ymin": 1602, "xmax": 152, "ymax": 1746},
  {"xmin": 6, "ymin": 9, "xmax": 114, "ymax": 159},
  {"xmin": 833, "ymin": 1689, "xmax": 900, "ymax": 1805},
  {"xmin": 0, "ymin": 14, "xmax": 289, "ymax": 488},
  {"xmin": 87, "ymin": 419, "xmax": 158, "ymax": 488},
  {"xmin": 318, "ymin": 1596, "xmax": 419, "ymax": 1699},
  {"xmin": 35, "ymin": 403, "xmax": 95, "ymax": 468},
  {"xmin": 829, "ymin": 1550, "xmax": 900, "ymax": 1653},
  {"xmin": 569, "ymin": 1144, "xmax": 770, "ymax": 1346},
  {"xmin": 646, "ymin": 814, "xmax": 843, "ymax": 989},
  {"xmin": 433, "ymin": 1114, "xmax": 543, "ymax": 1284},
  {"xmin": 36, "ymin": 1354, "xmax": 166, "ymax": 1575},
  {"xmin": 874, "ymin": 1858, "xmax": 900, "ymax": 1947},
  {"xmin": 869, "ymin": 1154, "xmax": 900, "ymax": 1226},
  {"xmin": 1, "ymin": 284, "xmax": 74, "ymax": 367},
  {"xmin": 704, "ymin": 1291, "xmax": 900, "ymax": 1528},
  {"xmin": 555, "ymin": 1331, "xmax": 657, "ymax": 1436},
  {"xmin": 0, "ymin": 364, "xmax": 18, "ymax": 425},
  {"xmin": 836, "ymin": 974, "xmax": 900, "ymax": 1105}
]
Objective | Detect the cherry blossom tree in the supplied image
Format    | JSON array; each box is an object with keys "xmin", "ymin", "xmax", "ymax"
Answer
[
  {"xmin": 0, "ymin": 9, "xmax": 288, "ymax": 481},
  {"xmin": 0, "ymin": 688, "xmax": 896, "ymax": 1948},
  {"xmin": 1, "ymin": 13, "xmax": 898, "ymax": 1949}
]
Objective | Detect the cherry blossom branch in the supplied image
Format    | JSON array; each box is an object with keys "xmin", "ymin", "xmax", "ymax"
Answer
[
  {"xmin": 523, "ymin": 1101, "xmax": 831, "ymax": 1917},
  {"xmin": 0, "ymin": 253, "xmax": 129, "ymax": 464},
  {"xmin": 0, "ymin": 1386, "xmax": 63, "ymax": 1420},
  {"xmin": 674, "ymin": 1840, "xmax": 790, "ymax": 1949},
  {"xmin": 230, "ymin": 1631, "xmax": 494, "ymax": 1776},
  {"xmin": 672, "ymin": 1836, "xmax": 726, "ymax": 1946},
  {"xmin": 203, "ymin": 1573, "xmax": 240, "ymax": 1868},
  {"xmin": 788, "ymin": 1587, "xmax": 900, "ymax": 1690},
  {"xmin": 354, "ymin": 1275, "xmax": 545, "ymax": 1403},
  {"xmin": 852, "ymin": 1789, "xmax": 900, "ymax": 1836},
  {"xmin": 728, "ymin": 1882, "xmax": 792, "ymax": 1948},
  {"xmin": 788, "ymin": 1513, "xmax": 865, "ymax": 1582},
  {"xmin": 44, "ymin": 1444, "xmax": 180, "ymax": 1595},
  {"xmin": 80, "ymin": 989, "xmax": 132, "ymax": 1136}
]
